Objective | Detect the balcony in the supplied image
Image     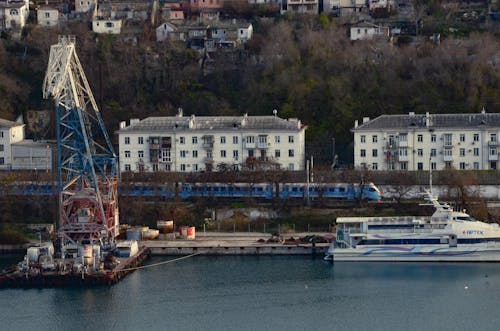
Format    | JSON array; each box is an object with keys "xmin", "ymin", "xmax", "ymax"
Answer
[
  {"xmin": 488, "ymin": 153, "xmax": 498, "ymax": 161},
  {"xmin": 443, "ymin": 149, "xmax": 453, "ymax": 161},
  {"xmin": 202, "ymin": 142, "xmax": 214, "ymax": 149},
  {"xmin": 257, "ymin": 142, "xmax": 269, "ymax": 149},
  {"xmin": 244, "ymin": 142, "xmax": 256, "ymax": 149},
  {"xmin": 398, "ymin": 154, "xmax": 409, "ymax": 162},
  {"xmin": 149, "ymin": 144, "xmax": 160, "ymax": 149},
  {"xmin": 489, "ymin": 141, "xmax": 498, "ymax": 147},
  {"xmin": 204, "ymin": 157, "xmax": 214, "ymax": 163}
]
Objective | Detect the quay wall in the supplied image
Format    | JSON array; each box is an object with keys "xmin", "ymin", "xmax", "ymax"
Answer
[{"xmin": 147, "ymin": 244, "xmax": 329, "ymax": 256}]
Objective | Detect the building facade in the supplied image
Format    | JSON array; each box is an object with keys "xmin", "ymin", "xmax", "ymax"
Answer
[
  {"xmin": 37, "ymin": 6, "xmax": 59, "ymax": 27},
  {"xmin": 0, "ymin": 118, "xmax": 52, "ymax": 171},
  {"xmin": 352, "ymin": 111, "xmax": 500, "ymax": 171},
  {"xmin": 115, "ymin": 112, "xmax": 307, "ymax": 173},
  {"xmin": 0, "ymin": 0, "xmax": 29, "ymax": 30}
]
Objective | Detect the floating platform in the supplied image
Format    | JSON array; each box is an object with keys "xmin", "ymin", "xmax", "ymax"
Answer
[{"xmin": 0, "ymin": 246, "xmax": 150, "ymax": 288}]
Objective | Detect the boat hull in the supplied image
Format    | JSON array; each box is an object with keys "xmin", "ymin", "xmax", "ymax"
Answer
[{"xmin": 327, "ymin": 245, "xmax": 500, "ymax": 262}]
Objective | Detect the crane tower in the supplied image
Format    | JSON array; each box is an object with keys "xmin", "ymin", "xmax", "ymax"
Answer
[{"xmin": 43, "ymin": 36, "xmax": 119, "ymax": 248}]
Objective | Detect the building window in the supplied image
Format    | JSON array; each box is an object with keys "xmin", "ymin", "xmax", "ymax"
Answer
[
  {"xmin": 460, "ymin": 134, "xmax": 465, "ymax": 142},
  {"xmin": 417, "ymin": 149, "xmax": 423, "ymax": 157},
  {"xmin": 372, "ymin": 163, "xmax": 378, "ymax": 170},
  {"xmin": 45, "ymin": 12, "xmax": 50, "ymax": 18},
  {"xmin": 400, "ymin": 162, "xmax": 407, "ymax": 170},
  {"xmin": 275, "ymin": 150, "xmax": 280, "ymax": 158},
  {"xmin": 221, "ymin": 150, "xmax": 226, "ymax": 158},
  {"xmin": 221, "ymin": 136, "xmax": 226, "ymax": 144},
  {"xmin": 138, "ymin": 137, "xmax": 144, "ymax": 144},
  {"xmin": 431, "ymin": 134, "xmax": 436, "ymax": 143},
  {"xmin": 233, "ymin": 136, "xmax": 238, "ymax": 144},
  {"xmin": 247, "ymin": 136, "xmax": 255, "ymax": 144},
  {"xmin": 360, "ymin": 149, "xmax": 366, "ymax": 157},
  {"xmin": 430, "ymin": 149, "xmax": 436, "ymax": 157},
  {"xmin": 152, "ymin": 164, "xmax": 158, "ymax": 172},
  {"xmin": 417, "ymin": 134, "xmax": 423, "ymax": 142},
  {"xmin": 288, "ymin": 149, "xmax": 294, "ymax": 157},
  {"xmin": 399, "ymin": 147, "xmax": 408, "ymax": 157},
  {"xmin": 0, "ymin": 145, "xmax": 3, "ymax": 152},
  {"xmin": 444, "ymin": 148, "xmax": 452, "ymax": 157},
  {"xmin": 165, "ymin": 164, "xmax": 171, "ymax": 171},
  {"xmin": 124, "ymin": 164, "xmax": 131, "ymax": 171},
  {"xmin": 248, "ymin": 150, "xmax": 254, "ymax": 157},
  {"xmin": 491, "ymin": 133, "xmax": 497, "ymax": 142},
  {"xmin": 288, "ymin": 136, "xmax": 294, "ymax": 143},
  {"xmin": 489, "ymin": 148, "xmax": 496, "ymax": 156},
  {"xmin": 471, "ymin": 147, "xmax": 479, "ymax": 157},
  {"xmin": 474, "ymin": 162, "xmax": 479, "ymax": 170},
  {"xmin": 138, "ymin": 151, "xmax": 144, "ymax": 158},
  {"xmin": 460, "ymin": 162, "xmax": 466, "ymax": 170},
  {"xmin": 360, "ymin": 135, "xmax": 366, "ymax": 143},
  {"xmin": 193, "ymin": 164, "xmax": 198, "ymax": 171},
  {"xmin": 460, "ymin": 148, "xmax": 465, "ymax": 157},
  {"xmin": 192, "ymin": 137, "xmax": 198, "ymax": 144},
  {"xmin": 444, "ymin": 133, "xmax": 452, "ymax": 146},
  {"xmin": 372, "ymin": 135, "xmax": 377, "ymax": 143},
  {"xmin": 124, "ymin": 151, "xmax": 130, "ymax": 158},
  {"xmin": 233, "ymin": 150, "xmax": 238, "ymax": 160},
  {"xmin": 180, "ymin": 164, "xmax": 186, "ymax": 171},
  {"xmin": 274, "ymin": 136, "xmax": 280, "ymax": 144},
  {"xmin": 125, "ymin": 137, "xmax": 130, "ymax": 145},
  {"xmin": 192, "ymin": 150, "xmax": 198, "ymax": 158},
  {"xmin": 372, "ymin": 149, "xmax": 378, "ymax": 157},
  {"xmin": 491, "ymin": 162, "xmax": 497, "ymax": 170},
  {"xmin": 0, "ymin": 132, "xmax": 3, "ymax": 138},
  {"xmin": 180, "ymin": 150, "xmax": 187, "ymax": 158},
  {"xmin": 288, "ymin": 164, "xmax": 294, "ymax": 171},
  {"xmin": 474, "ymin": 134, "xmax": 479, "ymax": 142},
  {"xmin": 431, "ymin": 162, "xmax": 436, "ymax": 170},
  {"xmin": 180, "ymin": 137, "xmax": 185, "ymax": 144},
  {"xmin": 417, "ymin": 162, "xmax": 423, "ymax": 170},
  {"xmin": 399, "ymin": 134, "xmax": 408, "ymax": 142}
]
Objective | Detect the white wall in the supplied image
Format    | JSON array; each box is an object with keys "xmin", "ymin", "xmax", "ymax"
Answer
[{"xmin": 93, "ymin": 19, "xmax": 122, "ymax": 34}]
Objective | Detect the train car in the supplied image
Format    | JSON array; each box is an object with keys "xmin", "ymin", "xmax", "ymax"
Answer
[
  {"xmin": 180, "ymin": 183, "xmax": 273, "ymax": 199},
  {"xmin": 279, "ymin": 182, "xmax": 381, "ymax": 201}
]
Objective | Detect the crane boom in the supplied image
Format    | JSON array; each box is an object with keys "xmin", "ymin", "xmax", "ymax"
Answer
[{"xmin": 43, "ymin": 36, "xmax": 119, "ymax": 247}]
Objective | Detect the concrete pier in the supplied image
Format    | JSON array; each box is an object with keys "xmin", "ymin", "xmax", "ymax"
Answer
[{"xmin": 142, "ymin": 232, "xmax": 331, "ymax": 256}]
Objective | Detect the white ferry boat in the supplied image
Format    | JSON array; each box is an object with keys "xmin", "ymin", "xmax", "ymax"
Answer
[{"xmin": 325, "ymin": 190, "xmax": 500, "ymax": 262}]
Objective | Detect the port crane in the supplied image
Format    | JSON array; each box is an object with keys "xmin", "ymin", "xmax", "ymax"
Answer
[{"xmin": 42, "ymin": 36, "xmax": 119, "ymax": 249}]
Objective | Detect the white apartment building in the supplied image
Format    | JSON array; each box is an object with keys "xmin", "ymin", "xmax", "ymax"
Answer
[
  {"xmin": 352, "ymin": 111, "xmax": 500, "ymax": 171},
  {"xmin": 0, "ymin": 118, "xmax": 52, "ymax": 171},
  {"xmin": 115, "ymin": 112, "xmax": 307, "ymax": 173},
  {"xmin": 0, "ymin": 118, "xmax": 24, "ymax": 169}
]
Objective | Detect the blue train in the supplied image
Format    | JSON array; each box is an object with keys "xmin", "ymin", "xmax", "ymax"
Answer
[
  {"xmin": 136, "ymin": 182, "xmax": 382, "ymax": 201},
  {"xmin": 4, "ymin": 181, "xmax": 382, "ymax": 201}
]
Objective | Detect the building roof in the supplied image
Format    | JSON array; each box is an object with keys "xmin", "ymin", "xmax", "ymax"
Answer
[
  {"xmin": 0, "ymin": 118, "xmax": 23, "ymax": 129},
  {"xmin": 11, "ymin": 139, "xmax": 52, "ymax": 148},
  {"xmin": 115, "ymin": 115, "xmax": 305, "ymax": 134},
  {"xmin": 352, "ymin": 112, "xmax": 500, "ymax": 131}
]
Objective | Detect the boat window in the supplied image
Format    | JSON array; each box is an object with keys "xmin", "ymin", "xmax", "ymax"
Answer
[{"xmin": 456, "ymin": 216, "xmax": 476, "ymax": 222}]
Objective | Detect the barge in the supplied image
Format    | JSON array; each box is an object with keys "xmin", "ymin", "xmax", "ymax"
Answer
[{"xmin": 0, "ymin": 243, "xmax": 150, "ymax": 288}]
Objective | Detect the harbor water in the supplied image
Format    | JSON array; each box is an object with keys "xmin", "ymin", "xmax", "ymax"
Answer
[{"xmin": 2, "ymin": 255, "xmax": 500, "ymax": 331}]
